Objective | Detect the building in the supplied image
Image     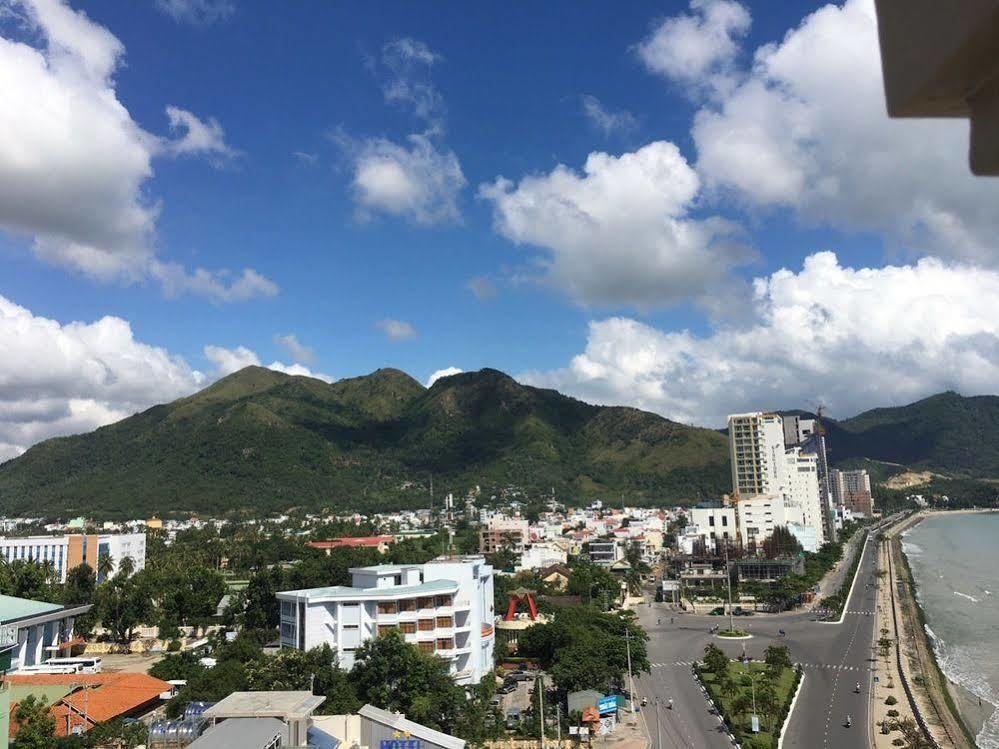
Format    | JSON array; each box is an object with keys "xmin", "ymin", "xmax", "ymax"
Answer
[
  {"xmin": 0, "ymin": 595, "xmax": 92, "ymax": 672},
  {"xmin": 0, "ymin": 532, "xmax": 146, "ymax": 583},
  {"xmin": 728, "ymin": 412, "xmax": 787, "ymax": 497},
  {"xmin": 830, "ymin": 468, "xmax": 874, "ymax": 517},
  {"xmin": 190, "ymin": 691, "xmax": 326, "ymax": 748},
  {"xmin": 782, "ymin": 448, "xmax": 827, "ymax": 546},
  {"xmin": 276, "ymin": 556, "xmax": 494, "ymax": 685},
  {"xmin": 478, "ymin": 518, "xmax": 529, "ymax": 555},
  {"xmin": 687, "ymin": 503, "xmax": 737, "ymax": 552},
  {"xmin": 735, "ymin": 495, "xmax": 788, "ymax": 549},
  {"xmin": 734, "ymin": 556, "xmax": 805, "ymax": 582},
  {"xmin": 587, "ymin": 539, "xmax": 620, "ymax": 566},
  {"xmin": 7, "ymin": 672, "xmax": 170, "ymax": 738},
  {"xmin": 307, "ymin": 536, "xmax": 395, "ymax": 555},
  {"xmin": 312, "ymin": 704, "xmax": 465, "ymax": 749},
  {"xmin": 516, "ymin": 542, "xmax": 567, "ymax": 572},
  {"xmin": 783, "ymin": 415, "xmax": 836, "ymax": 543}
]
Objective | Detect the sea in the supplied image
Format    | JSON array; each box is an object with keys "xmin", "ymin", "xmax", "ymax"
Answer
[{"xmin": 903, "ymin": 512, "xmax": 999, "ymax": 748}]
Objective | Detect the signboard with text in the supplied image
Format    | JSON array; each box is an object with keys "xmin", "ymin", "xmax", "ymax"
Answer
[
  {"xmin": 381, "ymin": 740, "xmax": 421, "ymax": 749},
  {"xmin": 597, "ymin": 696, "xmax": 617, "ymax": 714},
  {"xmin": 0, "ymin": 625, "xmax": 16, "ymax": 652}
]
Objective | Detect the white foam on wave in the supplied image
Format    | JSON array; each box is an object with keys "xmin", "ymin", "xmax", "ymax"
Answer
[
  {"xmin": 933, "ymin": 638, "xmax": 999, "ymax": 748},
  {"xmin": 902, "ymin": 541, "xmax": 923, "ymax": 556},
  {"xmin": 955, "ymin": 591, "xmax": 980, "ymax": 603}
]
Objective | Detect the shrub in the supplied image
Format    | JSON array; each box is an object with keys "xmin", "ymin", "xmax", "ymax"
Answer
[
  {"xmin": 167, "ymin": 640, "xmax": 182, "ymax": 652},
  {"xmin": 885, "ymin": 695, "xmax": 898, "ymax": 705},
  {"xmin": 893, "ymin": 739, "xmax": 905, "ymax": 746},
  {"xmin": 887, "ymin": 709, "xmax": 899, "ymax": 717}
]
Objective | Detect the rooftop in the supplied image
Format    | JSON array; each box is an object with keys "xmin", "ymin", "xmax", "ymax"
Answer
[
  {"xmin": 204, "ymin": 691, "xmax": 326, "ymax": 720},
  {"xmin": 0, "ymin": 594, "xmax": 63, "ymax": 623},
  {"xmin": 277, "ymin": 578, "xmax": 458, "ymax": 601},
  {"xmin": 188, "ymin": 717, "xmax": 285, "ymax": 749},
  {"xmin": 359, "ymin": 704, "xmax": 465, "ymax": 749}
]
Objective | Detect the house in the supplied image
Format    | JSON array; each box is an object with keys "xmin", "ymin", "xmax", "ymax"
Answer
[
  {"xmin": 307, "ymin": 536, "xmax": 395, "ymax": 555},
  {"xmin": 312, "ymin": 704, "xmax": 465, "ymax": 749},
  {"xmin": 277, "ymin": 556, "xmax": 495, "ymax": 685},
  {"xmin": 7, "ymin": 672, "xmax": 171, "ymax": 737},
  {"xmin": 189, "ymin": 691, "xmax": 326, "ymax": 748},
  {"xmin": 0, "ymin": 595, "xmax": 91, "ymax": 672},
  {"xmin": 540, "ymin": 564, "xmax": 571, "ymax": 592}
]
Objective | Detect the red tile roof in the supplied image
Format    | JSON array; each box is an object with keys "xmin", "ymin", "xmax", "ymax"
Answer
[
  {"xmin": 8, "ymin": 672, "xmax": 170, "ymax": 737},
  {"xmin": 308, "ymin": 535, "xmax": 394, "ymax": 549}
]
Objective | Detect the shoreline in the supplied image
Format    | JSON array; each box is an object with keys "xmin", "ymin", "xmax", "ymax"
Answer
[{"xmin": 891, "ymin": 510, "xmax": 990, "ymax": 748}]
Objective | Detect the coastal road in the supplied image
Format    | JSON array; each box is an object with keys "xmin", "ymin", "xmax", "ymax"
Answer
[{"xmin": 633, "ymin": 529, "xmax": 885, "ymax": 749}]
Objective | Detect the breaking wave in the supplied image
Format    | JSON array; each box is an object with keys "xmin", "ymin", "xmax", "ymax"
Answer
[
  {"xmin": 954, "ymin": 591, "xmax": 980, "ymax": 604},
  {"xmin": 934, "ymin": 639, "xmax": 999, "ymax": 749}
]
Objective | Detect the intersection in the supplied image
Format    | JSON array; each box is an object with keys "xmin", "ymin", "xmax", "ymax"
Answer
[{"xmin": 633, "ymin": 532, "xmax": 883, "ymax": 748}]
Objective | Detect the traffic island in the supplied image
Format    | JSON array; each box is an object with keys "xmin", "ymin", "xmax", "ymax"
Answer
[{"xmin": 716, "ymin": 629, "xmax": 751, "ymax": 639}]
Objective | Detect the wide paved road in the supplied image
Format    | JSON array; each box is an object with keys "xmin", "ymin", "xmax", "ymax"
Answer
[{"xmin": 633, "ymin": 530, "xmax": 883, "ymax": 749}]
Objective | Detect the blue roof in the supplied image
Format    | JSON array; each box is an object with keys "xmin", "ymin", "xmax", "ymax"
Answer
[{"xmin": 0, "ymin": 595, "xmax": 63, "ymax": 623}]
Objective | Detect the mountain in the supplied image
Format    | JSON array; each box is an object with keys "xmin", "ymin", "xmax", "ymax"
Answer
[
  {"xmin": 0, "ymin": 367, "xmax": 730, "ymax": 518},
  {"xmin": 824, "ymin": 391, "xmax": 999, "ymax": 479}
]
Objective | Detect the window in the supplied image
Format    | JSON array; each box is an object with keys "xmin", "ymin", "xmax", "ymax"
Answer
[
  {"xmin": 437, "ymin": 638, "xmax": 454, "ymax": 650},
  {"xmin": 418, "ymin": 619, "xmax": 435, "ymax": 631},
  {"xmin": 418, "ymin": 597, "xmax": 434, "ymax": 609},
  {"xmin": 400, "ymin": 621, "xmax": 417, "ymax": 634},
  {"xmin": 418, "ymin": 641, "xmax": 435, "ymax": 654},
  {"xmin": 377, "ymin": 601, "xmax": 398, "ymax": 615},
  {"xmin": 435, "ymin": 595, "xmax": 452, "ymax": 608},
  {"xmin": 709, "ymin": 516, "xmax": 715, "ymax": 527},
  {"xmin": 399, "ymin": 599, "xmax": 417, "ymax": 612},
  {"xmin": 280, "ymin": 601, "xmax": 295, "ymax": 618},
  {"xmin": 722, "ymin": 516, "xmax": 728, "ymax": 527},
  {"xmin": 436, "ymin": 616, "xmax": 453, "ymax": 628},
  {"xmin": 394, "ymin": 574, "xmax": 402, "ymax": 586},
  {"xmin": 377, "ymin": 625, "xmax": 397, "ymax": 636}
]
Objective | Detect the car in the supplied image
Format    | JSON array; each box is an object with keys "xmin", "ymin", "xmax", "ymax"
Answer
[
  {"xmin": 489, "ymin": 696, "xmax": 502, "ymax": 708},
  {"xmin": 505, "ymin": 708, "xmax": 522, "ymax": 729},
  {"xmin": 709, "ymin": 606, "xmax": 725, "ymax": 616},
  {"xmin": 733, "ymin": 607, "xmax": 754, "ymax": 616},
  {"xmin": 498, "ymin": 682, "xmax": 517, "ymax": 694},
  {"xmin": 507, "ymin": 670, "xmax": 535, "ymax": 681}
]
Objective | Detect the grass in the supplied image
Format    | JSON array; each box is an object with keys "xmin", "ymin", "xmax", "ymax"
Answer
[
  {"xmin": 717, "ymin": 629, "xmax": 750, "ymax": 637},
  {"xmin": 698, "ymin": 661, "xmax": 799, "ymax": 749}
]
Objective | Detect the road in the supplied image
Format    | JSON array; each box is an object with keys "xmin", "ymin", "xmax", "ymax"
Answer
[{"xmin": 633, "ymin": 529, "xmax": 884, "ymax": 749}]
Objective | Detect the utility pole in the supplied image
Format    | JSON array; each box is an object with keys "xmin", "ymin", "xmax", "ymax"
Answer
[
  {"xmin": 723, "ymin": 541, "xmax": 735, "ymax": 633},
  {"xmin": 655, "ymin": 698, "xmax": 662, "ymax": 749},
  {"xmin": 538, "ymin": 673, "xmax": 546, "ymax": 749},
  {"xmin": 557, "ymin": 702, "xmax": 562, "ymax": 747},
  {"xmin": 625, "ymin": 627, "xmax": 636, "ymax": 715}
]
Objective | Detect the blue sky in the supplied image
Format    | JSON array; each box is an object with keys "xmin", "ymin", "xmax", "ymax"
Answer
[{"xmin": 4, "ymin": 0, "xmax": 999, "ymax": 458}]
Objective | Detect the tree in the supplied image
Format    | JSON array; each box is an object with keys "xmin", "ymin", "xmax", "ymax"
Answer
[
  {"xmin": 95, "ymin": 574, "xmax": 154, "ymax": 645},
  {"xmin": 351, "ymin": 631, "xmax": 464, "ymax": 732},
  {"xmin": 149, "ymin": 651, "xmax": 206, "ymax": 682},
  {"xmin": 245, "ymin": 645, "xmax": 360, "ymax": 714},
  {"xmin": 762, "ymin": 526, "xmax": 802, "ymax": 558},
  {"xmin": 567, "ymin": 562, "xmax": 620, "ymax": 609},
  {"xmin": 763, "ymin": 644, "xmax": 792, "ymax": 675},
  {"xmin": 96, "ymin": 552, "xmax": 115, "ymax": 582},
  {"xmin": 702, "ymin": 643, "xmax": 728, "ymax": 676},
  {"xmin": 117, "ymin": 555, "xmax": 136, "ymax": 578},
  {"xmin": 242, "ymin": 567, "xmax": 284, "ymax": 631},
  {"xmin": 13, "ymin": 695, "xmax": 55, "ymax": 748},
  {"xmin": 166, "ymin": 659, "xmax": 248, "ymax": 718},
  {"xmin": 756, "ymin": 682, "xmax": 779, "ymax": 730},
  {"xmin": 64, "ymin": 563, "xmax": 96, "ymax": 637}
]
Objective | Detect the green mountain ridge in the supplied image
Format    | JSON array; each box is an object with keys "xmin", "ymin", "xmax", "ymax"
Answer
[{"xmin": 0, "ymin": 366, "xmax": 731, "ymax": 518}]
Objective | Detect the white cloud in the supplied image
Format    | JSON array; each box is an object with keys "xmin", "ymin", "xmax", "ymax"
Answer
[
  {"xmin": 0, "ymin": 0, "xmax": 274, "ymax": 301},
  {"xmin": 348, "ymin": 134, "xmax": 465, "ymax": 226},
  {"xmin": 680, "ymin": 0, "xmax": 999, "ymax": 263},
  {"xmin": 379, "ymin": 38, "xmax": 444, "ymax": 128},
  {"xmin": 0, "ymin": 294, "xmax": 206, "ymax": 460},
  {"xmin": 580, "ymin": 95, "xmax": 637, "ymax": 136},
  {"xmin": 466, "ymin": 276, "xmax": 497, "ymax": 301},
  {"xmin": 524, "ymin": 252, "xmax": 999, "ymax": 427},
  {"xmin": 164, "ymin": 106, "xmax": 238, "ymax": 163},
  {"xmin": 426, "ymin": 367, "xmax": 462, "ymax": 387},
  {"xmin": 203, "ymin": 344, "xmax": 333, "ymax": 382},
  {"xmin": 635, "ymin": 0, "xmax": 750, "ymax": 93},
  {"xmin": 479, "ymin": 141, "xmax": 750, "ymax": 307},
  {"xmin": 273, "ymin": 333, "xmax": 315, "ymax": 365},
  {"xmin": 154, "ymin": 0, "xmax": 234, "ymax": 25},
  {"xmin": 377, "ymin": 318, "xmax": 416, "ymax": 342}
]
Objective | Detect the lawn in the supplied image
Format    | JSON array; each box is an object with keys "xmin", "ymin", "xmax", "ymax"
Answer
[{"xmin": 698, "ymin": 660, "xmax": 800, "ymax": 749}]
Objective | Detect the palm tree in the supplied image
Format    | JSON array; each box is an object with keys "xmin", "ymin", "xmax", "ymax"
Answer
[
  {"xmin": 117, "ymin": 555, "xmax": 135, "ymax": 579},
  {"xmin": 96, "ymin": 552, "xmax": 114, "ymax": 582}
]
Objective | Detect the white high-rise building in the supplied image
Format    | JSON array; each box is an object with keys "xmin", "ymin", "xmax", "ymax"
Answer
[
  {"xmin": 277, "ymin": 556, "xmax": 495, "ymax": 685},
  {"xmin": 728, "ymin": 412, "xmax": 826, "ymax": 547}
]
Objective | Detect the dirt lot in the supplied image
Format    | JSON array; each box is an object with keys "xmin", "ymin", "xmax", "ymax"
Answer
[{"xmin": 97, "ymin": 651, "xmax": 165, "ymax": 674}]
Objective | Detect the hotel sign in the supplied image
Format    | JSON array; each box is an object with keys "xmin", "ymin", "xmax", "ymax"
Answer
[{"xmin": 380, "ymin": 740, "xmax": 421, "ymax": 749}]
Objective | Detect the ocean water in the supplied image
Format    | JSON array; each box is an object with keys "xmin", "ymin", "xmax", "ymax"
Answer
[{"xmin": 904, "ymin": 513, "xmax": 999, "ymax": 748}]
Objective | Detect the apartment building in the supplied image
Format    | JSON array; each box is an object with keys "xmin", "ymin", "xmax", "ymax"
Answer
[
  {"xmin": 728, "ymin": 413, "xmax": 787, "ymax": 497},
  {"xmin": 276, "ymin": 556, "xmax": 495, "ymax": 685},
  {"xmin": 687, "ymin": 504, "xmax": 737, "ymax": 551},
  {"xmin": 735, "ymin": 494, "xmax": 788, "ymax": 548},
  {"xmin": 0, "ymin": 532, "xmax": 146, "ymax": 583},
  {"xmin": 586, "ymin": 539, "xmax": 620, "ymax": 566},
  {"xmin": 830, "ymin": 468, "xmax": 874, "ymax": 517},
  {"xmin": 783, "ymin": 448, "xmax": 826, "ymax": 546},
  {"xmin": 478, "ymin": 518, "xmax": 529, "ymax": 555}
]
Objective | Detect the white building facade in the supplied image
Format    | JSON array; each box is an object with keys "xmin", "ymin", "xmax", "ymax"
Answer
[
  {"xmin": 0, "ymin": 532, "xmax": 146, "ymax": 583},
  {"xmin": 277, "ymin": 556, "xmax": 495, "ymax": 686}
]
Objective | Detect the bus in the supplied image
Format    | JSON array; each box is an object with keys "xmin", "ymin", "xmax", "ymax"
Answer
[{"xmin": 19, "ymin": 656, "xmax": 103, "ymax": 674}]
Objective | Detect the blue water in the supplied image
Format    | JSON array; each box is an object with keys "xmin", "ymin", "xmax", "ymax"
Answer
[{"xmin": 904, "ymin": 513, "xmax": 999, "ymax": 748}]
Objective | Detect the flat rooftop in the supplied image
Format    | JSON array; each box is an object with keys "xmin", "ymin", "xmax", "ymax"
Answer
[
  {"xmin": 203, "ymin": 691, "xmax": 325, "ymax": 720},
  {"xmin": 277, "ymin": 578, "xmax": 458, "ymax": 601}
]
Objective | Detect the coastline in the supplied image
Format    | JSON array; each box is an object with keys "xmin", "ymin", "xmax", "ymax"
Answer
[{"xmin": 891, "ymin": 510, "xmax": 993, "ymax": 748}]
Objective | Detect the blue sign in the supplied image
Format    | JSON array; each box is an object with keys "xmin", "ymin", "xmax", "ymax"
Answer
[
  {"xmin": 597, "ymin": 696, "xmax": 617, "ymax": 714},
  {"xmin": 381, "ymin": 740, "xmax": 421, "ymax": 749}
]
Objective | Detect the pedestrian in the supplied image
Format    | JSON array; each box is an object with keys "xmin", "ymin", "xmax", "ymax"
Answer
[{"xmin": 670, "ymin": 616, "xmax": 674, "ymax": 624}]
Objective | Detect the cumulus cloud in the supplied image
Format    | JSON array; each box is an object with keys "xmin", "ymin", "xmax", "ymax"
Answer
[
  {"xmin": 377, "ymin": 318, "xmax": 416, "ymax": 342},
  {"xmin": 273, "ymin": 333, "xmax": 315, "ymax": 365},
  {"xmin": 635, "ymin": 0, "xmax": 750, "ymax": 93},
  {"xmin": 426, "ymin": 367, "xmax": 462, "ymax": 387},
  {"xmin": 479, "ymin": 141, "xmax": 750, "ymax": 307},
  {"xmin": 524, "ymin": 252, "xmax": 999, "ymax": 426},
  {"xmin": 203, "ymin": 344, "xmax": 332, "ymax": 382},
  {"xmin": 345, "ymin": 134, "xmax": 465, "ymax": 226},
  {"xmin": 581, "ymin": 95, "xmax": 637, "ymax": 136},
  {"xmin": 154, "ymin": 0, "xmax": 234, "ymax": 26},
  {"xmin": 0, "ymin": 0, "xmax": 274, "ymax": 301},
  {"xmin": 670, "ymin": 0, "xmax": 999, "ymax": 263},
  {"xmin": 466, "ymin": 276, "xmax": 497, "ymax": 301},
  {"xmin": 0, "ymin": 294, "xmax": 206, "ymax": 460}
]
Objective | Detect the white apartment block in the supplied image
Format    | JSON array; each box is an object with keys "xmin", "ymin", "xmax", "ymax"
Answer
[
  {"xmin": 783, "ymin": 448, "xmax": 826, "ymax": 546},
  {"xmin": 0, "ymin": 532, "xmax": 146, "ymax": 583},
  {"xmin": 277, "ymin": 556, "xmax": 495, "ymax": 686},
  {"xmin": 735, "ymin": 494, "xmax": 788, "ymax": 548},
  {"xmin": 516, "ymin": 542, "xmax": 567, "ymax": 572},
  {"xmin": 687, "ymin": 505, "xmax": 737, "ymax": 551}
]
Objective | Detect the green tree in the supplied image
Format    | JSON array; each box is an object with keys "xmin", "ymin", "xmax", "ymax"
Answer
[
  {"xmin": 763, "ymin": 644, "xmax": 792, "ymax": 675},
  {"xmin": 166, "ymin": 659, "xmax": 249, "ymax": 718},
  {"xmin": 702, "ymin": 643, "xmax": 728, "ymax": 676},
  {"xmin": 351, "ymin": 631, "xmax": 464, "ymax": 732},
  {"xmin": 96, "ymin": 552, "xmax": 114, "ymax": 582},
  {"xmin": 242, "ymin": 567, "xmax": 284, "ymax": 631},
  {"xmin": 117, "ymin": 555, "xmax": 136, "ymax": 578},
  {"xmin": 63, "ymin": 563, "xmax": 96, "ymax": 637},
  {"xmin": 13, "ymin": 695, "xmax": 55, "ymax": 748},
  {"xmin": 566, "ymin": 562, "xmax": 620, "ymax": 609},
  {"xmin": 95, "ymin": 574, "xmax": 154, "ymax": 645},
  {"xmin": 149, "ymin": 651, "xmax": 206, "ymax": 682},
  {"xmin": 245, "ymin": 645, "xmax": 360, "ymax": 714}
]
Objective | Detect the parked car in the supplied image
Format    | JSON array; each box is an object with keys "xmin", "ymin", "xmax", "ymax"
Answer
[
  {"xmin": 498, "ymin": 682, "xmax": 517, "ymax": 694},
  {"xmin": 489, "ymin": 696, "xmax": 502, "ymax": 708},
  {"xmin": 733, "ymin": 607, "xmax": 754, "ymax": 616},
  {"xmin": 507, "ymin": 670, "xmax": 535, "ymax": 681},
  {"xmin": 709, "ymin": 606, "xmax": 726, "ymax": 616},
  {"xmin": 506, "ymin": 708, "xmax": 522, "ymax": 729}
]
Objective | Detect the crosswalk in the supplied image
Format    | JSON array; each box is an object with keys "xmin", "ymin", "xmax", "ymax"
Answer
[
  {"xmin": 845, "ymin": 609, "xmax": 875, "ymax": 615},
  {"xmin": 650, "ymin": 660, "xmax": 866, "ymax": 672}
]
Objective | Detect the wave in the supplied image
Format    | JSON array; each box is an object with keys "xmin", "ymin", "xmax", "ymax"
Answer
[
  {"xmin": 955, "ymin": 591, "xmax": 980, "ymax": 603},
  {"xmin": 932, "ymin": 638, "xmax": 999, "ymax": 748},
  {"xmin": 902, "ymin": 541, "xmax": 924, "ymax": 555}
]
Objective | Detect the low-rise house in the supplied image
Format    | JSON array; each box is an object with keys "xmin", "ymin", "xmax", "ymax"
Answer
[
  {"xmin": 307, "ymin": 536, "xmax": 395, "ymax": 555},
  {"xmin": 189, "ymin": 691, "xmax": 326, "ymax": 748},
  {"xmin": 0, "ymin": 595, "xmax": 91, "ymax": 671},
  {"xmin": 540, "ymin": 564, "xmax": 571, "ymax": 592}
]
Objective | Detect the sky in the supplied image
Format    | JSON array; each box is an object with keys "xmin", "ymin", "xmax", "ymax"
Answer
[{"xmin": 4, "ymin": 0, "xmax": 999, "ymax": 461}]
